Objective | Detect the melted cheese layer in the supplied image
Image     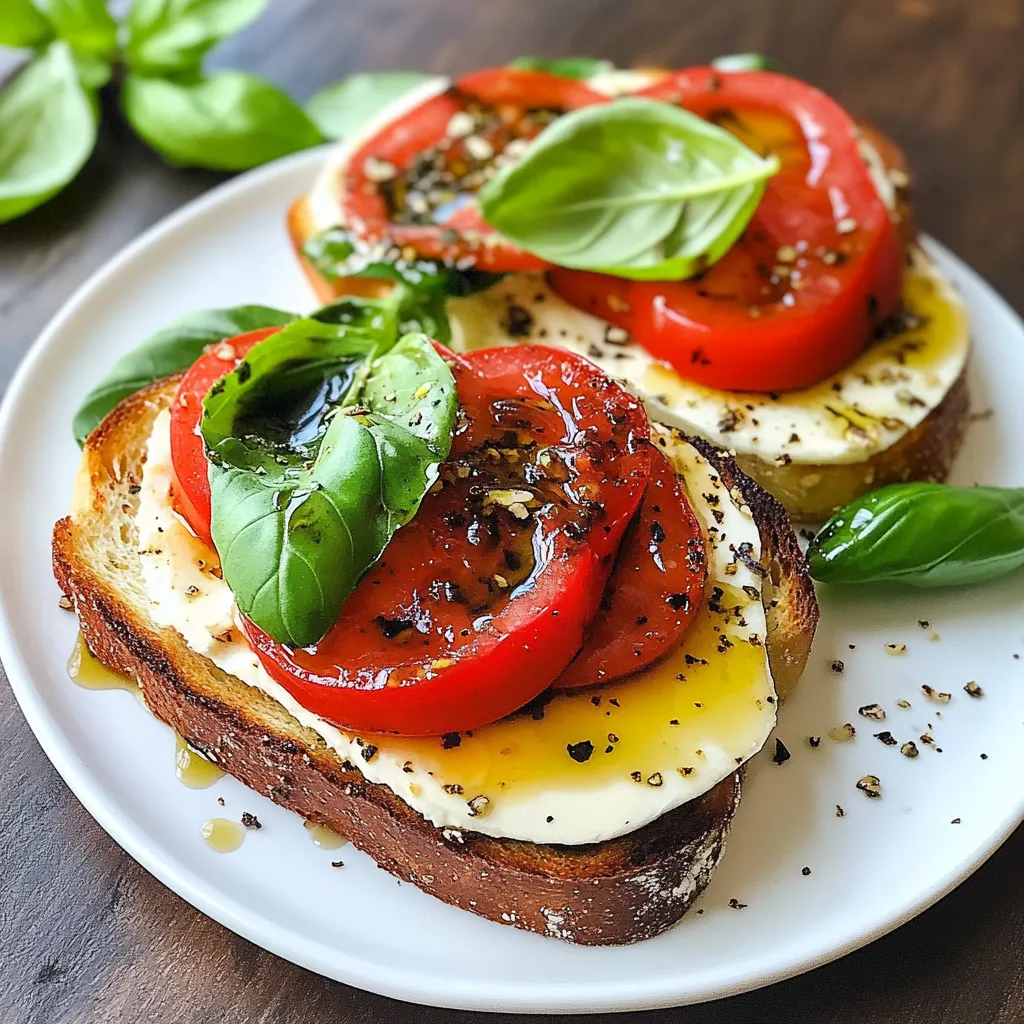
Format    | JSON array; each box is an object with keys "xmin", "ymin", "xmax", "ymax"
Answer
[
  {"xmin": 447, "ymin": 249, "xmax": 969, "ymax": 465},
  {"xmin": 136, "ymin": 412, "xmax": 774, "ymax": 845}
]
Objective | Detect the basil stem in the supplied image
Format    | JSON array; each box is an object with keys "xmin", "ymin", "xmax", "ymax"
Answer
[{"xmin": 808, "ymin": 483, "xmax": 1024, "ymax": 587}]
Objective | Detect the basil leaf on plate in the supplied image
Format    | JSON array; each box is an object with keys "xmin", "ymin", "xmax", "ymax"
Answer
[
  {"xmin": 808, "ymin": 483, "xmax": 1024, "ymax": 587},
  {"xmin": 202, "ymin": 322, "xmax": 456, "ymax": 647},
  {"xmin": 72, "ymin": 304, "xmax": 296, "ymax": 445},
  {"xmin": 302, "ymin": 226, "xmax": 502, "ymax": 343},
  {"xmin": 477, "ymin": 97, "xmax": 779, "ymax": 281},
  {"xmin": 0, "ymin": 42, "xmax": 97, "ymax": 225},
  {"xmin": 0, "ymin": 0, "xmax": 54, "ymax": 48},
  {"xmin": 306, "ymin": 71, "xmax": 435, "ymax": 141},
  {"xmin": 508, "ymin": 56, "xmax": 613, "ymax": 79},
  {"xmin": 121, "ymin": 70, "xmax": 324, "ymax": 170},
  {"xmin": 35, "ymin": 0, "xmax": 117, "ymax": 57},
  {"xmin": 125, "ymin": 0, "xmax": 270, "ymax": 75},
  {"xmin": 711, "ymin": 53, "xmax": 780, "ymax": 72}
]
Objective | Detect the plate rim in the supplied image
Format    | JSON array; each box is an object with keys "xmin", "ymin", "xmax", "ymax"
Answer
[{"xmin": 1, "ymin": 147, "xmax": 1023, "ymax": 1013}]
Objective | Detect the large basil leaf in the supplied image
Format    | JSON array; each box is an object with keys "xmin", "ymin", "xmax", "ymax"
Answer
[
  {"xmin": 35, "ymin": 0, "xmax": 117, "ymax": 57},
  {"xmin": 306, "ymin": 71, "xmax": 435, "ymax": 141},
  {"xmin": 477, "ymin": 97, "xmax": 779, "ymax": 281},
  {"xmin": 125, "ymin": 0, "xmax": 270, "ymax": 74},
  {"xmin": 508, "ymin": 56, "xmax": 613, "ymax": 79},
  {"xmin": 301, "ymin": 227, "xmax": 502, "ymax": 344},
  {"xmin": 0, "ymin": 42, "xmax": 97, "ymax": 225},
  {"xmin": 808, "ymin": 483, "xmax": 1024, "ymax": 587},
  {"xmin": 0, "ymin": 0, "xmax": 53, "ymax": 48},
  {"xmin": 72, "ymin": 304, "xmax": 296, "ymax": 445},
  {"xmin": 203, "ymin": 323, "xmax": 456, "ymax": 647},
  {"xmin": 121, "ymin": 70, "xmax": 323, "ymax": 170}
]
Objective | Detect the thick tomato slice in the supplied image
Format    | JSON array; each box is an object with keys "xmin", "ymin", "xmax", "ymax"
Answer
[
  {"xmin": 243, "ymin": 345, "xmax": 652, "ymax": 736},
  {"xmin": 553, "ymin": 446, "xmax": 707, "ymax": 690},
  {"xmin": 549, "ymin": 69, "xmax": 903, "ymax": 392},
  {"xmin": 169, "ymin": 327, "xmax": 282, "ymax": 546},
  {"xmin": 341, "ymin": 68, "xmax": 605, "ymax": 272}
]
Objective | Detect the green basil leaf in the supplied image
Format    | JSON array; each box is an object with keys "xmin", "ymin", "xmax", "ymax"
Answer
[
  {"xmin": 508, "ymin": 56, "xmax": 613, "ymax": 79},
  {"xmin": 477, "ymin": 97, "xmax": 779, "ymax": 281},
  {"xmin": 808, "ymin": 483, "xmax": 1024, "ymax": 587},
  {"xmin": 125, "ymin": 0, "xmax": 269, "ymax": 74},
  {"xmin": 0, "ymin": 42, "xmax": 97, "ymax": 225},
  {"xmin": 711, "ymin": 53, "xmax": 779, "ymax": 72},
  {"xmin": 203, "ymin": 323, "xmax": 456, "ymax": 647},
  {"xmin": 121, "ymin": 70, "xmax": 323, "ymax": 170},
  {"xmin": 0, "ymin": 0, "xmax": 54, "ymax": 48},
  {"xmin": 35, "ymin": 0, "xmax": 117, "ymax": 58},
  {"xmin": 72, "ymin": 304, "xmax": 296, "ymax": 445},
  {"xmin": 306, "ymin": 71, "xmax": 435, "ymax": 141}
]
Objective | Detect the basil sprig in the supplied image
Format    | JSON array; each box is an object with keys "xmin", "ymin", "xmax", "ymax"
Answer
[
  {"xmin": 72, "ymin": 304, "xmax": 296, "ymax": 445},
  {"xmin": 808, "ymin": 484, "xmax": 1024, "ymax": 587},
  {"xmin": 477, "ymin": 97, "xmax": 779, "ymax": 281},
  {"xmin": 202, "ymin": 321, "xmax": 456, "ymax": 647}
]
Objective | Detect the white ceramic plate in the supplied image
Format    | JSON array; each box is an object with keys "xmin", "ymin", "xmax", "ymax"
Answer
[{"xmin": 2, "ymin": 148, "xmax": 1023, "ymax": 1014}]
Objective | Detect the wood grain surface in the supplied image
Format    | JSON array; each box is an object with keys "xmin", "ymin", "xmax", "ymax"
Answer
[{"xmin": 2, "ymin": 1, "xmax": 1024, "ymax": 1020}]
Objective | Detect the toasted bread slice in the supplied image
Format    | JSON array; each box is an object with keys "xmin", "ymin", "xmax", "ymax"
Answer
[{"xmin": 52, "ymin": 379, "xmax": 816, "ymax": 944}]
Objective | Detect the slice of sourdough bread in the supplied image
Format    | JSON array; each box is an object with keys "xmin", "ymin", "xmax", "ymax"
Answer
[{"xmin": 52, "ymin": 378, "xmax": 816, "ymax": 944}]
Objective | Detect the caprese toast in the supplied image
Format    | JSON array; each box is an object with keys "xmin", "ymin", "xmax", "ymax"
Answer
[
  {"xmin": 55, "ymin": 294, "xmax": 816, "ymax": 943},
  {"xmin": 289, "ymin": 63, "xmax": 970, "ymax": 521}
]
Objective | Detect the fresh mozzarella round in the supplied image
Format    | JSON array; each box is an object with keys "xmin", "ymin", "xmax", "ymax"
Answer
[
  {"xmin": 446, "ymin": 248, "xmax": 969, "ymax": 466},
  {"xmin": 136, "ymin": 412, "xmax": 775, "ymax": 845}
]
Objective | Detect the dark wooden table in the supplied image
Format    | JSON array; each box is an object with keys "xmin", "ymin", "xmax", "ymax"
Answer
[{"xmin": 3, "ymin": 0, "xmax": 1024, "ymax": 1020}]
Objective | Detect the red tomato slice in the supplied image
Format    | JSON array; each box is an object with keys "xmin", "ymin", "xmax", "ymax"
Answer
[
  {"xmin": 243, "ymin": 345, "xmax": 651, "ymax": 735},
  {"xmin": 169, "ymin": 327, "xmax": 282, "ymax": 546},
  {"xmin": 554, "ymin": 446, "xmax": 707, "ymax": 690},
  {"xmin": 340, "ymin": 68, "xmax": 606, "ymax": 272},
  {"xmin": 550, "ymin": 69, "xmax": 903, "ymax": 392}
]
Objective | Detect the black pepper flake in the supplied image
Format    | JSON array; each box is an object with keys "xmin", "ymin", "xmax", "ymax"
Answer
[
  {"xmin": 801, "ymin": 867, "xmax": 811, "ymax": 876},
  {"xmin": 241, "ymin": 812, "xmax": 262, "ymax": 830},
  {"xmin": 808, "ymin": 736, "xmax": 821, "ymax": 748},
  {"xmin": 630, "ymin": 770, "xmax": 643, "ymax": 783},
  {"xmin": 951, "ymin": 818, "xmax": 961, "ymax": 824},
  {"xmin": 728, "ymin": 898, "xmax": 747, "ymax": 910},
  {"xmin": 857, "ymin": 775, "xmax": 882, "ymax": 798},
  {"xmin": 831, "ymin": 659, "xmax": 844, "ymax": 674},
  {"xmin": 609, "ymin": 698, "xmax": 620, "ymax": 707},
  {"xmin": 836, "ymin": 804, "xmax": 845, "ymax": 817},
  {"xmin": 546, "ymin": 815, "xmax": 554, "ymax": 823},
  {"xmin": 964, "ymin": 681, "xmax": 983, "ymax": 698},
  {"xmin": 217, "ymin": 796, "xmax": 225, "ymax": 807},
  {"xmin": 772, "ymin": 739, "xmax": 791, "ymax": 765},
  {"xmin": 441, "ymin": 732, "xmax": 461, "ymax": 749},
  {"xmin": 503, "ymin": 303, "xmax": 534, "ymax": 338},
  {"xmin": 567, "ymin": 740, "xmax": 594, "ymax": 763},
  {"xmin": 981, "ymin": 753, "xmax": 989, "ymax": 760},
  {"xmin": 331, "ymin": 860, "xmax": 345, "ymax": 868},
  {"xmin": 874, "ymin": 731, "xmax": 897, "ymax": 746},
  {"xmin": 128, "ymin": 483, "xmax": 142, "ymax": 495},
  {"xmin": 360, "ymin": 744, "xmax": 379, "ymax": 763}
]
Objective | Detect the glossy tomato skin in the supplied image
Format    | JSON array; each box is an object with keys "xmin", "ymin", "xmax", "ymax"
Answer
[
  {"xmin": 340, "ymin": 69, "xmax": 606, "ymax": 272},
  {"xmin": 168, "ymin": 327, "xmax": 282, "ymax": 546},
  {"xmin": 550, "ymin": 69, "xmax": 904, "ymax": 393},
  {"xmin": 553, "ymin": 446, "xmax": 707, "ymax": 690},
  {"xmin": 245, "ymin": 345, "xmax": 653, "ymax": 736}
]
